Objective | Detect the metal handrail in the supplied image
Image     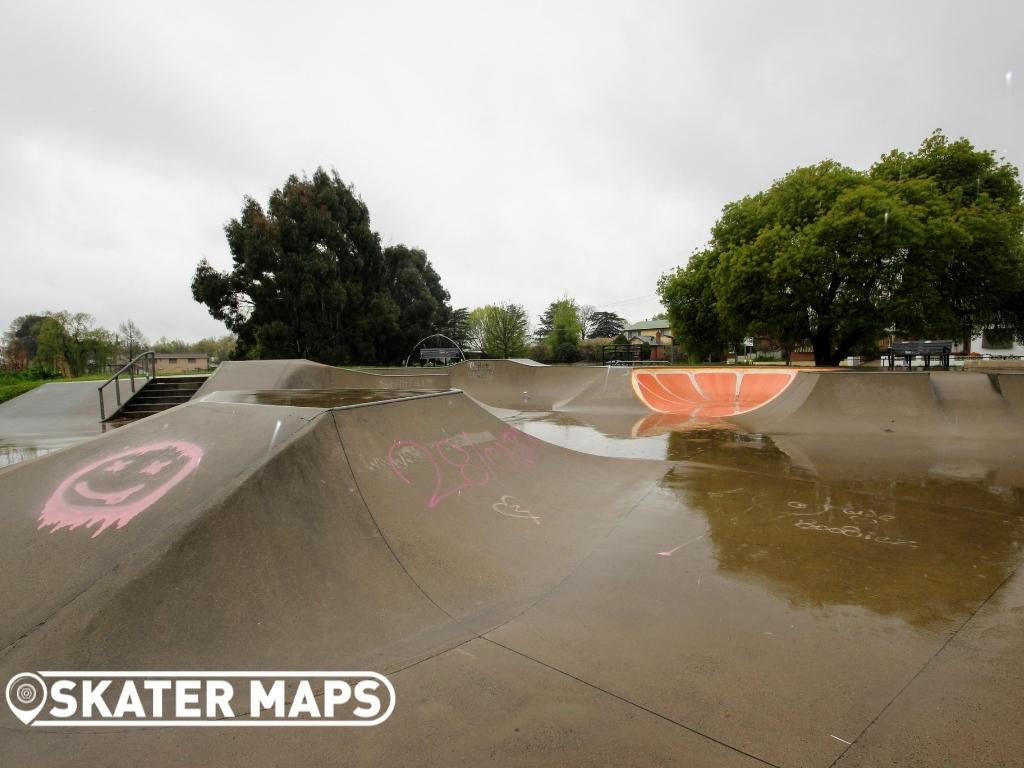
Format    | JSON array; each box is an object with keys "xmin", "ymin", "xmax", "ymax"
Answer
[{"xmin": 98, "ymin": 350, "xmax": 156, "ymax": 421}]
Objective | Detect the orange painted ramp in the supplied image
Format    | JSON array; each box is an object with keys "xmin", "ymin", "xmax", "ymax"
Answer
[{"xmin": 631, "ymin": 368, "xmax": 797, "ymax": 418}]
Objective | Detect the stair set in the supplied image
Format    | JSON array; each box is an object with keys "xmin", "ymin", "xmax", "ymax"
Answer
[{"xmin": 114, "ymin": 376, "xmax": 207, "ymax": 421}]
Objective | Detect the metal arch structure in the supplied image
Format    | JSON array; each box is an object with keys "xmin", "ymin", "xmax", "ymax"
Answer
[{"xmin": 403, "ymin": 333, "xmax": 467, "ymax": 367}]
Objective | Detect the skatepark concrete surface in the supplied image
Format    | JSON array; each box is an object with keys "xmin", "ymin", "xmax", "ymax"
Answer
[
  {"xmin": 1, "ymin": 358, "xmax": 1023, "ymax": 767},
  {"xmin": 0, "ymin": 380, "xmax": 136, "ymax": 468}
]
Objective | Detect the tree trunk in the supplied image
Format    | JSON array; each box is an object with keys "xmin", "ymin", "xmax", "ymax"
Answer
[
  {"xmin": 829, "ymin": 331, "xmax": 864, "ymax": 367},
  {"xmin": 811, "ymin": 333, "xmax": 834, "ymax": 367}
]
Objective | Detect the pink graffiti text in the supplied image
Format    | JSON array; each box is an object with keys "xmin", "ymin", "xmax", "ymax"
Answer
[{"xmin": 387, "ymin": 427, "xmax": 540, "ymax": 508}]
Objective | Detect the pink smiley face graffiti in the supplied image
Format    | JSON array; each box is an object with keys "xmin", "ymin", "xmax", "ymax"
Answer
[{"xmin": 38, "ymin": 440, "xmax": 204, "ymax": 538}]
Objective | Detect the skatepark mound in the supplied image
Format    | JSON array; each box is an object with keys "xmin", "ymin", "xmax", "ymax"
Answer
[
  {"xmin": 726, "ymin": 369, "xmax": 1024, "ymax": 438},
  {"xmin": 0, "ymin": 388, "xmax": 669, "ymax": 682},
  {"xmin": 194, "ymin": 358, "xmax": 451, "ymax": 396},
  {"xmin": 448, "ymin": 358, "xmax": 647, "ymax": 413},
  {"xmin": 194, "ymin": 358, "xmax": 639, "ymax": 416},
  {"xmin": 4, "ymin": 361, "xmax": 1024, "ymax": 453}
]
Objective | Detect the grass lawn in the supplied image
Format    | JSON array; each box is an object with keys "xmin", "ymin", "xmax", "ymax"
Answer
[
  {"xmin": 62, "ymin": 372, "xmax": 118, "ymax": 381},
  {"xmin": 0, "ymin": 371, "xmax": 141, "ymax": 405},
  {"xmin": 0, "ymin": 380, "xmax": 47, "ymax": 404}
]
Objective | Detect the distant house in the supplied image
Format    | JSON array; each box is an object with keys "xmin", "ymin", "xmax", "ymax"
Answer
[
  {"xmin": 624, "ymin": 320, "xmax": 672, "ymax": 343},
  {"xmin": 155, "ymin": 353, "xmax": 210, "ymax": 374},
  {"xmin": 624, "ymin": 320, "xmax": 674, "ymax": 361},
  {"xmin": 962, "ymin": 328, "xmax": 1024, "ymax": 357}
]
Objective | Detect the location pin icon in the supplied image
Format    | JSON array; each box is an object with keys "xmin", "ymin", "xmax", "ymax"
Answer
[{"xmin": 6, "ymin": 673, "xmax": 48, "ymax": 725}]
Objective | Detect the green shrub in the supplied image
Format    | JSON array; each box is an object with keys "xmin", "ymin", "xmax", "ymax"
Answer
[
  {"xmin": 0, "ymin": 380, "xmax": 46, "ymax": 404},
  {"xmin": 0, "ymin": 367, "xmax": 59, "ymax": 385},
  {"xmin": 553, "ymin": 342, "xmax": 582, "ymax": 364}
]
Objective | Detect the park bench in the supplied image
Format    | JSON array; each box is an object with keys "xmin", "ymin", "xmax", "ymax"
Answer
[{"xmin": 883, "ymin": 340, "xmax": 952, "ymax": 370}]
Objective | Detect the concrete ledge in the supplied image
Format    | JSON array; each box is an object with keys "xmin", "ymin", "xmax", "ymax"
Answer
[{"xmin": 964, "ymin": 358, "xmax": 1024, "ymax": 370}]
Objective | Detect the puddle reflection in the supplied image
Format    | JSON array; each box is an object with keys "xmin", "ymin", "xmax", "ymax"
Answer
[
  {"xmin": 0, "ymin": 445, "xmax": 63, "ymax": 469},
  {"xmin": 204, "ymin": 388, "xmax": 452, "ymax": 408},
  {"xmin": 660, "ymin": 466, "xmax": 1023, "ymax": 627},
  {"xmin": 506, "ymin": 411, "xmax": 1024, "ymax": 628}
]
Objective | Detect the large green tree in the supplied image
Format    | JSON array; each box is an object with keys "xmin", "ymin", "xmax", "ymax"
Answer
[
  {"xmin": 546, "ymin": 297, "xmax": 582, "ymax": 354},
  {"xmin": 442, "ymin": 307, "xmax": 472, "ymax": 350},
  {"xmin": 193, "ymin": 168, "xmax": 450, "ymax": 365},
  {"xmin": 479, "ymin": 302, "xmax": 530, "ymax": 358},
  {"xmin": 533, "ymin": 304, "xmax": 556, "ymax": 343},
  {"xmin": 547, "ymin": 300, "xmax": 583, "ymax": 362},
  {"xmin": 3, "ymin": 311, "xmax": 118, "ymax": 374},
  {"xmin": 465, "ymin": 307, "xmax": 488, "ymax": 351},
  {"xmin": 713, "ymin": 161, "xmax": 918, "ymax": 366},
  {"xmin": 34, "ymin": 317, "xmax": 68, "ymax": 372},
  {"xmin": 659, "ymin": 133, "xmax": 1024, "ymax": 366},
  {"xmin": 870, "ymin": 132, "xmax": 1024, "ymax": 341},
  {"xmin": 533, "ymin": 298, "xmax": 578, "ymax": 343},
  {"xmin": 658, "ymin": 250, "xmax": 734, "ymax": 361},
  {"xmin": 585, "ymin": 310, "xmax": 628, "ymax": 339},
  {"xmin": 380, "ymin": 244, "xmax": 453, "ymax": 363},
  {"xmin": 3, "ymin": 314, "xmax": 45, "ymax": 367}
]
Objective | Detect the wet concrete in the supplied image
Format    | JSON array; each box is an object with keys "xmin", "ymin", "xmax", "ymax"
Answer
[
  {"xmin": 1, "ymin": 367, "xmax": 1022, "ymax": 766},
  {"xmin": 0, "ymin": 388, "xmax": 452, "ymax": 468},
  {"xmin": 482, "ymin": 417, "xmax": 1024, "ymax": 766},
  {"xmin": 0, "ymin": 440, "xmax": 83, "ymax": 470},
  {"xmin": 505, "ymin": 406, "xmax": 1024, "ymax": 487},
  {"xmin": 500, "ymin": 409, "xmax": 672, "ymax": 459},
  {"xmin": 0, "ymin": 381, "xmax": 136, "ymax": 468},
  {"xmin": 201, "ymin": 387, "xmax": 453, "ymax": 408},
  {"xmin": 0, "ymin": 443, "xmax": 60, "ymax": 469}
]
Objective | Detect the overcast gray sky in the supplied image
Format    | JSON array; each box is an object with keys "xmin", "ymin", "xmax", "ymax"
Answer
[{"xmin": 1, "ymin": 0, "xmax": 1021, "ymax": 340}]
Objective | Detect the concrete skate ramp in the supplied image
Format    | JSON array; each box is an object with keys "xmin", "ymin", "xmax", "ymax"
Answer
[
  {"xmin": 0, "ymin": 380, "xmax": 139, "ymax": 467},
  {"xmin": 450, "ymin": 358, "xmax": 645, "ymax": 413},
  {"xmin": 626, "ymin": 367, "xmax": 1019, "ymax": 436},
  {"xmin": 195, "ymin": 359, "xmax": 450, "ymax": 397},
  {"xmin": 998, "ymin": 371, "xmax": 1024, "ymax": 415},
  {"xmin": 1, "ymin": 388, "xmax": 1023, "ymax": 766},
  {"xmin": 196, "ymin": 358, "xmax": 648, "ymax": 418},
  {"xmin": 2, "ymin": 392, "xmax": 721, "ymax": 765},
  {"xmin": 0, "ymin": 380, "xmax": 133, "ymax": 441},
  {"xmin": 731, "ymin": 370, "xmax": 1024, "ymax": 438},
  {"xmin": 0, "ymin": 392, "xmax": 666, "ymax": 668},
  {"xmin": 198, "ymin": 361, "xmax": 1024, "ymax": 442}
]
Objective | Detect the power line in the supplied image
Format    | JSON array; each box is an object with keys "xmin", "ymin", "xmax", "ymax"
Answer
[{"xmin": 593, "ymin": 293, "xmax": 659, "ymax": 309}]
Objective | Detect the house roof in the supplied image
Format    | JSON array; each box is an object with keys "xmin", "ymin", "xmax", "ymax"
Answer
[
  {"xmin": 625, "ymin": 320, "xmax": 670, "ymax": 331},
  {"xmin": 629, "ymin": 335, "xmax": 673, "ymax": 346}
]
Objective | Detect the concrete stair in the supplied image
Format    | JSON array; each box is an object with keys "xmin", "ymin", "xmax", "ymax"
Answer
[{"xmin": 114, "ymin": 376, "xmax": 208, "ymax": 421}]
